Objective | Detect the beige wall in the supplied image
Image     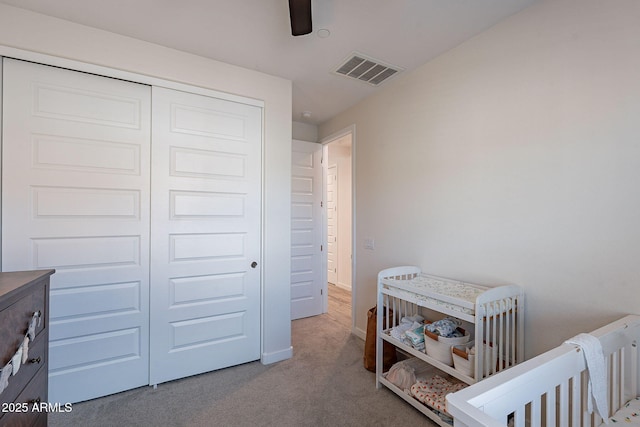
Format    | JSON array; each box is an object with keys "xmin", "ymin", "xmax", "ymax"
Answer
[
  {"xmin": 0, "ymin": 4, "xmax": 293, "ymax": 363},
  {"xmin": 319, "ymin": 0, "xmax": 640, "ymax": 357}
]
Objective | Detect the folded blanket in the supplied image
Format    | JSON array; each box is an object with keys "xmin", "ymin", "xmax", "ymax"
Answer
[
  {"xmin": 410, "ymin": 375, "xmax": 466, "ymax": 414},
  {"xmin": 565, "ymin": 333, "xmax": 609, "ymax": 423}
]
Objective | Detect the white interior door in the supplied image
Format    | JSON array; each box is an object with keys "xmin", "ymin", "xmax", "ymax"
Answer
[
  {"xmin": 1, "ymin": 58, "xmax": 151, "ymax": 403},
  {"xmin": 291, "ymin": 140, "xmax": 324, "ymax": 320},
  {"xmin": 327, "ymin": 166, "xmax": 338, "ymax": 285},
  {"xmin": 149, "ymin": 87, "xmax": 262, "ymax": 384}
]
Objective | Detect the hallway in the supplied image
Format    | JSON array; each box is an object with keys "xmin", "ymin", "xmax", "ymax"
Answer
[{"xmin": 327, "ymin": 283, "xmax": 351, "ymax": 330}]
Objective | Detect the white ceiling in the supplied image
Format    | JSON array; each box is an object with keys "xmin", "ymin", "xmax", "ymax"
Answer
[{"xmin": 0, "ymin": 0, "xmax": 538, "ymax": 125}]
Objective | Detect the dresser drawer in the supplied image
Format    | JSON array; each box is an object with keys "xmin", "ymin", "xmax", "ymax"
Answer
[
  {"xmin": 0, "ymin": 281, "xmax": 47, "ymax": 363},
  {"xmin": 0, "ymin": 270, "xmax": 52, "ymax": 427},
  {"xmin": 0, "ymin": 367, "xmax": 48, "ymax": 427},
  {"xmin": 0, "ymin": 335, "xmax": 47, "ymax": 407}
]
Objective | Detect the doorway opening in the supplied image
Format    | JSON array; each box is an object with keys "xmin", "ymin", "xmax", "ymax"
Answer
[{"xmin": 323, "ymin": 128, "xmax": 354, "ymax": 331}]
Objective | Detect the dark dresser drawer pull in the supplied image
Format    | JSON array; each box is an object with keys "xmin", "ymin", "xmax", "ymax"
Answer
[{"xmin": 30, "ymin": 357, "xmax": 42, "ymax": 364}]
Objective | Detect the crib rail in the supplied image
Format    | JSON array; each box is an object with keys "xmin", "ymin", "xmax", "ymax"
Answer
[{"xmin": 447, "ymin": 315, "xmax": 640, "ymax": 427}]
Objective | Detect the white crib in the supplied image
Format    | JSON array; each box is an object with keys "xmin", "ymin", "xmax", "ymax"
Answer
[{"xmin": 446, "ymin": 315, "xmax": 640, "ymax": 427}]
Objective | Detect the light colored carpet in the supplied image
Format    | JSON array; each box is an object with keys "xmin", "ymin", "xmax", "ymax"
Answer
[{"xmin": 49, "ymin": 286, "xmax": 436, "ymax": 426}]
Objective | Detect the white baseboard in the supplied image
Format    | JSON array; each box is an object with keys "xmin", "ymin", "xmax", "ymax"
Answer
[
  {"xmin": 352, "ymin": 326, "xmax": 366, "ymax": 341},
  {"xmin": 261, "ymin": 346, "xmax": 293, "ymax": 365}
]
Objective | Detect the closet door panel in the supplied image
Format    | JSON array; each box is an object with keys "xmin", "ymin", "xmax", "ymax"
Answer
[
  {"xmin": 149, "ymin": 87, "xmax": 261, "ymax": 385},
  {"xmin": 1, "ymin": 58, "xmax": 151, "ymax": 403}
]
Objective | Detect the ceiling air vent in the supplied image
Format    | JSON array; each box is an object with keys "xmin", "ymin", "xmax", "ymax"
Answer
[{"xmin": 334, "ymin": 53, "xmax": 402, "ymax": 86}]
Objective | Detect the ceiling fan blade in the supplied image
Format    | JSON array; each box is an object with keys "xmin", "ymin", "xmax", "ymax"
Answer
[{"xmin": 289, "ymin": 0, "xmax": 312, "ymax": 36}]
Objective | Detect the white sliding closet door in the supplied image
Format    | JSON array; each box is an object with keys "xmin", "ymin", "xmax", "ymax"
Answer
[
  {"xmin": 1, "ymin": 58, "xmax": 151, "ymax": 403},
  {"xmin": 149, "ymin": 87, "xmax": 262, "ymax": 384}
]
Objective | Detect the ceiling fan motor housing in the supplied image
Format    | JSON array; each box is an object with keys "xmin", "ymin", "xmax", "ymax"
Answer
[{"xmin": 289, "ymin": 0, "xmax": 312, "ymax": 36}]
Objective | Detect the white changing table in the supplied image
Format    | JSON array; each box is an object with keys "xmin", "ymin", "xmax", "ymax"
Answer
[{"xmin": 376, "ymin": 266, "xmax": 524, "ymax": 426}]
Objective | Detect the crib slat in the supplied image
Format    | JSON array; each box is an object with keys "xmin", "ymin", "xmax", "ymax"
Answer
[
  {"xmin": 510, "ymin": 300, "xmax": 515, "ymax": 368},
  {"xmin": 502, "ymin": 301, "xmax": 506, "ymax": 372},
  {"xmin": 514, "ymin": 406, "xmax": 526, "ymax": 427},
  {"xmin": 631, "ymin": 341, "xmax": 638, "ymax": 405},
  {"xmin": 570, "ymin": 374, "xmax": 580, "ymax": 427},
  {"xmin": 492, "ymin": 303, "xmax": 497, "ymax": 374},
  {"xmin": 481, "ymin": 307, "xmax": 488, "ymax": 380},
  {"xmin": 559, "ymin": 381, "xmax": 569, "ymax": 427},
  {"xmin": 610, "ymin": 350, "xmax": 620, "ymax": 416},
  {"xmin": 620, "ymin": 347, "xmax": 627, "ymax": 412},
  {"xmin": 530, "ymin": 398, "xmax": 541, "ymax": 427},
  {"xmin": 511, "ymin": 300, "xmax": 516, "ymax": 365},
  {"xmin": 492, "ymin": 304, "xmax": 499, "ymax": 373},
  {"xmin": 547, "ymin": 386, "xmax": 557, "ymax": 427},
  {"xmin": 505, "ymin": 300, "xmax": 511, "ymax": 369},
  {"xmin": 581, "ymin": 370, "xmax": 594, "ymax": 427}
]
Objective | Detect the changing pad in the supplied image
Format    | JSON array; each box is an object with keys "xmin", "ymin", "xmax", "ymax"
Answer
[{"xmin": 383, "ymin": 274, "xmax": 490, "ymax": 316}]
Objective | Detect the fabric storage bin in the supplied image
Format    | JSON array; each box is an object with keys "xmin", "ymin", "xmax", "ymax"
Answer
[
  {"xmin": 451, "ymin": 342, "xmax": 474, "ymax": 376},
  {"xmin": 424, "ymin": 328, "xmax": 470, "ymax": 366},
  {"xmin": 452, "ymin": 341, "xmax": 497, "ymax": 377}
]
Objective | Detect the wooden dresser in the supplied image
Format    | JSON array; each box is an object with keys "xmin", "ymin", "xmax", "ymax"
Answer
[{"xmin": 0, "ymin": 270, "xmax": 54, "ymax": 427}]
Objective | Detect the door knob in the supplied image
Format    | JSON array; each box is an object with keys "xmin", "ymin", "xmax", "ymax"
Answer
[{"xmin": 251, "ymin": 261, "xmax": 258, "ymax": 269}]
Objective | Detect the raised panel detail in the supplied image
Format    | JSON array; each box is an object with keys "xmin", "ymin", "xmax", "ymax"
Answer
[
  {"xmin": 291, "ymin": 176, "xmax": 313, "ymax": 195},
  {"xmin": 292, "ymin": 229, "xmax": 313, "ymax": 246},
  {"xmin": 33, "ymin": 134, "xmax": 140, "ymax": 175},
  {"xmin": 34, "ymin": 83, "xmax": 141, "ymax": 129},
  {"xmin": 292, "ymin": 150, "xmax": 313, "ymax": 168},
  {"xmin": 170, "ymin": 312, "xmax": 245, "ymax": 350},
  {"xmin": 292, "ymin": 255, "xmax": 313, "ymax": 273},
  {"xmin": 49, "ymin": 328, "xmax": 142, "ymax": 373},
  {"xmin": 32, "ymin": 236, "xmax": 140, "ymax": 269},
  {"xmin": 170, "ymin": 233, "xmax": 245, "ymax": 262},
  {"xmin": 171, "ymin": 191, "xmax": 245, "ymax": 219},
  {"xmin": 172, "ymin": 103, "xmax": 246, "ymax": 140},
  {"xmin": 292, "ymin": 202, "xmax": 313, "ymax": 220},
  {"xmin": 171, "ymin": 147, "xmax": 245, "ymax": 179},
  {"xmin": 291, "ymin": 281, "xmax": 313, "ymax": 300},
  {"xmin": 33, "ymin": 187, "xmax": 139, "ymax": 219},
  {"xmin": 50, "ymin": 281, "xmax": 141, "ymax": 321},
  {"xmin": 291, "ymin": 230, "xmax": 313, "ymax": 258},
  {"xmin": 170, "ymin": 273, "xmax": 246, "ymax": 307}
]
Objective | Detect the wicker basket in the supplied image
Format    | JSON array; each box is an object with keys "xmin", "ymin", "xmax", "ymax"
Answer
[{"xmin": 423, "ymin": 328, "xmax": 470, "ymax": 366}]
